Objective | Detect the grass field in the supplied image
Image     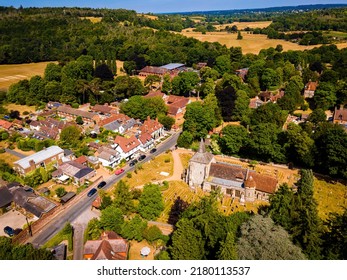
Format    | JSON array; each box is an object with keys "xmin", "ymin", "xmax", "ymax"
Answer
[
  {"xmin": 121, "ymin": 153, "xmax": 174, "ymax": 188},
  {"xmin": 80, "ymin": 17, "xmax": 102, "ymax": 23},
  {"xmin": 128, "ymin": 239, "xmax": 155, "ymax": 260},
  {"xmin": 0, "ymin": 61, "xmax": 56, "ymax": 90},
  {"xmin": 214, "ymin": 21, "xmax": 272, "ymax": 31},
  {"xmin": 0, "ymin": 152, "xmax": 19, "ymax": 166},
  {"xmin": 180, "ymin": 31, "xmax": 347, "ymax": 54},
  {"xmin": 4, "ymin": 104, "xmax": 36, "ymax": 115},
  {"xmin": 138, "ymin": 14, "xmax": 158, "ymax": 20},
  {"xmin": 313, "ymin": 178, "xmax": 347, "ymax": 221}
]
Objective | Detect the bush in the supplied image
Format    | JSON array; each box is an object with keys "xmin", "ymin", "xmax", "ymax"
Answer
[
  {"xmin": 126, "ymin": 172, "xmax": 132, "ymax": 178},
  {"xmin": 55, "ymin": 187, "xmax": 67, "ymax": 198},
  {"xmin": 164, "ymin": 158, "xmax": 170, "ymax": 163}
]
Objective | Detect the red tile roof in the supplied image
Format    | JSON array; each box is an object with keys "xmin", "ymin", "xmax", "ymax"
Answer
[
  {"xmin": 141, "ymin": 117, "xmax": 163, "ymax": 135},
  {"xmin": 305, "ymin": 81, "xmax": 318, "ymax": 92},
  {"xmin": 98, "ymin": 113, "xmax": 130, "ymax": 127},
  {"xmin": 144, "ymin": 91, "xmax": 165, "ymax": 99},
  {"xmin": 0, "ymin": 119, "xmax": 13, "ymax": 130},
  {"xmin": 92, "ymin": 104, "xmax": 115, "ymax": 114},
  {"xmin": 57, "ymin": 106, "xmax": 96, "ymax": 119},
  {"xmin": 333, "ymin": 107, "xmax": 347, "ymax": 122},
  {"xmin": 138, "ymin": 132, "xmax": 152, "ymax": 144},
  {"xmin": 114, "ymin": 135, "xmax": 141, "ymax": 153},
  {"xmin": 74, "ymin": 155, "xmax": 88, "ymax": 165}
]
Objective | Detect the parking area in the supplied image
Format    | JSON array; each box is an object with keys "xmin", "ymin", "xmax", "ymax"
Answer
[{"xmin": 0, "ymin": 210, "xmax": 35, "ymax": 237}]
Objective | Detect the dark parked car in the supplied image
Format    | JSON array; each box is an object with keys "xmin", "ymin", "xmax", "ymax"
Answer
[
  {"xmin": 97, "ymin": 181, "xmax": 106, "ymax": 189},
  {"xmin": 138, "ymin": 155, "xmax": 146, "ymax": 161},
  {"xmin": 87, "ymin": 188, "xmax": 97, "ymax": 197},
  {"xmin": 150, "ymin": 148, "xmax": 157, "ymax": 154},
  {"xmin": 4, "ymin": 226, "xmax": 14, "ymax": 237},
  {"xmin": 129, "ymin": 159, "xmax": 138, "ymax": 167}
]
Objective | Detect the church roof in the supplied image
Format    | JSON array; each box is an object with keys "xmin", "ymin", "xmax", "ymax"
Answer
[{"xmin": 190, "ymin": 139, "xmax": 214, "ymax": 164}]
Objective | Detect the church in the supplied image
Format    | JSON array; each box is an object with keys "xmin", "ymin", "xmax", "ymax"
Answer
[{"xmin": 185, "ymin": 140, "xmax": 278, "ymax": 203}]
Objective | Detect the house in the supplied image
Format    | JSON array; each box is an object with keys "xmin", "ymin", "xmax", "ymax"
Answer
[
  {"xmin": 91, "ymin": 104, "xmax": 118, "ymax": 116},
  {"xmin": 138, "ymin": 132, "xmax": 154, "ymax": 152},
  {"xmin": 166, "ymin": 95, "xmax": 190, "ymax": 121},
  {"xmin": 97, "ymin": 113, "xmax": 137, "ymax": 134},
  {"xmin": 141, "ymin": 116, "xmax": 164, "ymax": 140},
  {"xmin": 333, "ymin": 106, "xmax": 347, "ymax": 128},
  {"xmin": 46, "ymin": 101, "xmax": 63, "ymax": 110},
  {"xmin": 96, "ymin": 146, "xmax": 121, "ymax": 168},
  {"xmin": 62, "ymin": 149, "xmax": 75, "ymax": 162},
  {"xmin": 74, "ymin": 155, "xmax": 88, "ymax": 166},
  {"xmin": 0, "ymin": 186, "xmax": 13, "ymax": 209},
  {"xmin": 304, "ymin": 81, "xmax": 318, "ymax": 98},
  {"xmin": 84, "ymin": 231, "xmax": 128, "ymax": 260},
  {"xmin": 53, "ymin": 161, "xmax": 96, "ymax": 185},
  {"xmin": 258, "ymin": 90, "xmax": 284, "ymax": 103},
  {"xmin": 113, "ymin": 135, "xmax": 141, "ymax": 160},
  {"xmin": 0, "ymin": 119, "xmax": 13, "ymax": 131},
  {"xmin": 235, "ymin": 68, "xmax": 249, "ymax": 81},
  {"xmin": 143, "ymin": 90, "xmax": 169, "ymax": 102},
  {"xmin": 138, "ymin": 66, "xmax": 169, "ymax": 77},
  {"xmin": 8, "ymin": 184, "xmax": 56, "ymax": 218},
  {"xmin": 249, "ymin": 96, "xmax": 265, "ymax": 109},
  {"xmin": 185, "ymin": 140, "xmax": 278, "ymax": 203},
  {"xmin": 14, "ymin": 146, "xmax": 64, "ymax": 175},
  {"xmin": 57, "ymin": 106, "xmax": 99, "ymax": 125}
]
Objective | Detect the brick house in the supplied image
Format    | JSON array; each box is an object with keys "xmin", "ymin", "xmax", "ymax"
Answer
[
  {"xmin": 304, "ymin": 81, "xmax": 318, "ymax": 98},
  {"xmin": 57, "ymin": 106, "xmax": 99, "ymax": 125},
  {"xmin": 113, "ymin": 135, "xmax": 141, "ymax": 161},
  {"xmin": 140, "ymin": 116, "xmax": 164, "ymax": 139},
  {"xmin": 14, "ymin": 146, "xmax": 64, "ymax": 175}
]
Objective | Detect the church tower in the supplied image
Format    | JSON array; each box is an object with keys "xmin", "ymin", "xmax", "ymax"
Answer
[{"xmin": 186, "ymin": 139, "xmax": 215, "ymax": 190}]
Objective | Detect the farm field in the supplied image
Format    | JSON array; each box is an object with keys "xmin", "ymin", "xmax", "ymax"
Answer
[
  {"xmin": 214, "ymin": 21, "xmax": 272, "ymax": 30},
  {"xmin": 180, "ymin": 31, "xmax": 347, "ymax": 54},
  {"xmin": 80, "ymin": 17, "xmax": 102, "ymax": 23},
  {"xmin": 0, "ymin": 61, "xmax": 56, "ymax": 90}
]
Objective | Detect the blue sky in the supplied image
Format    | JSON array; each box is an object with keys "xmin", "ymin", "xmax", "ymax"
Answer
[{"xmin": 2, "ymin": 1, "xmax": 347, "ymax": 13}]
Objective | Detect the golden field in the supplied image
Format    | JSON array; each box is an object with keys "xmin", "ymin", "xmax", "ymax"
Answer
[
  {"xmin": 214, "ymin": 21, "xmax": 273, "ymax": 30},
  {"xmin": 180, "ymin": 31, "xmax": 347, "ymax": 54},
  {"xmin": 0, "ymin": 61, "xmax": 56, "ymax": 90}
]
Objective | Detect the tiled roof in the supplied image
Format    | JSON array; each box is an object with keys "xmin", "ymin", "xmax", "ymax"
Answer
[
  {"xmin": 305, "ymin": 81, "xmax": 318, "ymax": 92},
  {"xmin": 114, "ymin": 135, "xmax": 140, "ymax": 153},
  {"xmin": 144, "ymin": 91, "xmax": 166, "ymax": 99},
  {"xmin": 98, "ymin": 113, "xmax": 130, "ymax": 127},
  {"xmin": 333, "ymin": 107, "xmax": 347, "ymax": 122},
  {"xmin": 140, "ymin": 117, "xmax": 163, "ymax": 135},
  {"xmin": 57, "ymin": 106, "xmax": 96, "ymax": 119},
  {"xmin": 0, "ymin": 119, "xmax": 13, "ymax": 130},
  {"xmin": 92, "ymin": 104, "xmax": 114, "ymax": 114},
  {"xmin": 190, "ymin": 141, "xmax": 214, "ymax": 164},
  {"xmin": 138, "ymin": 132, "xmax": 152, "ymax": 144},
  {"xmin": 209, "ymin": 162, "xmax": 277, "ymax": 194},
  {"xmin": 74, "ymin": 155, "xmax": 88, "ymax": 165}
]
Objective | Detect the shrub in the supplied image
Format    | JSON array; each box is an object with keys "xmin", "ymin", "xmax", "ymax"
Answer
[{"xmin": 126, "ymin": 172, "xmax": 132, "ymax": 178}]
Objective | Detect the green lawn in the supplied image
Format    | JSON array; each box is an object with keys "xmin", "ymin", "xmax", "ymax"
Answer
[{"xmin": 313, "ymin": 177, "xmax": 347, "ymax": 221}]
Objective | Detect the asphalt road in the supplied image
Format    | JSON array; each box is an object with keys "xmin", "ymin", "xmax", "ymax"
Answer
[
  {"xmin": 27, "ymin": 131, "xmax": 180, "ymax": 247},
  {"xmin": 5, "ymin": 148, "xmax": 26, "ymax": 159}
]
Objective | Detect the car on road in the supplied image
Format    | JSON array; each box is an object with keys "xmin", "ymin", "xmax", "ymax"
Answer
[
  {"xmin": 150, "ymin": 148, "xmax": 157, "ymax": 154},
  {"xmin": 115, "ymin": 168, "xmax": 125, "ymax": 175},
  {"xmin": 4, "ymin": 226, "xmax": 14, "ymax": 237},
  {"xmin": 87, "ymin": 188, "xmax": 97, "ymax": 197},
  {"xmin": 138, "ymin": 154, "xmax": 146, "ymax": 161},
  {"xmin": 97, "ymin": 181, "xmax": 106, "ymax": 189},
  {"xmin": 129, "ymin": 159, "xmax": 138, "ymax": 167}
]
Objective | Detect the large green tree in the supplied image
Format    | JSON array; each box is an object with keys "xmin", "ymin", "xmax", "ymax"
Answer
[
  {"xmin": 99, "ymin": 205, "xmax": 124, "ymax": 233},
  {"xmin": 138, "ymin": 183, "xmax": 164, "ymax": 220},
  {"xmin": 218, "ymin": 125, "xmax": 248, "ymax": 155}
]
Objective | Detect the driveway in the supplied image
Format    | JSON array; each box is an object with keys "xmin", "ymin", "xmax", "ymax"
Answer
[
  {"xmin": 0, "ymin": 210, "xmax": 36, "ymax": 236},
  {"xmin": 5, "ymin": 148, "xmax": 26, "ymax": 159}
]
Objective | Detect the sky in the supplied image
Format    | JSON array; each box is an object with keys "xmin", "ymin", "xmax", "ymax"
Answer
[{"xmin": 2, "ymin": 0, "xmax": 347, "ymax": 13}]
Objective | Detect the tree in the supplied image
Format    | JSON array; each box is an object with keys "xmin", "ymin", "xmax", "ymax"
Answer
[
  {"xmin": 177, "ymin": 131, "xmax": 193, "ymax": 148},
  {"xmin": 168, "ymin": 196, "xmax": 189, "ymax": 226},
  {"xmin": 138, "ymin": 183, "xmax": 164, "ymax": 220},
  {"xmin": 237, "ymin": 215, "xmax": 306, "ymax": 260},
  {"xmin": 170, "ymin": 218, "xmax": 205, "ymax": 260},
  {"xmin": 75, "ymin": 116, "xmax": 84, "ymax": 125},
  {"xmin": 94, "ymin": 63, "xmax": 114, "ymax": 81},
  {"xmin": 268, "ymin": 183, "xmax": 294, "ymax": 230},
  {"xmin": 214, "ymin": 55, "xmax": 232, "ymax": 75},
  {"xmin": 260, "ymin": 68, "xmax": 280, "ymax": 90},
  {"xmin": 59, "ymin": 125, "xmax": 82, "ymax": 148},
  {"xmin": 85, "ymin": 218, "xmax": 102, "ymax": 241},
  {"xmin": 158, "ymin": 114, "xmax": 175, "ymax": 130},
  {"xmin": 203, "ymin": 91, "xmax": 222, "ymax": 126},
  {"xmin": 232, "ymin": 90, "xmax": 250, "ymax": 122},
  {"xmin": 314, "ymin": 82, "xmax": 337, "ymax": 110},
  {"xmin": 143, "ymin": 225, "xmax": 164, "ymax": 243},
  {"xmin": 113, "ymin": 180, "xmax": 134, "ymax": 214},
  {"xmin": 307, "ymin": 108, "xmax": 326, "ymax": 125},
  {"xmin": 55, "ymin": 187, "xmax": 67, "ymax": 198},
  {"xmin": 250, "ymin": 102, "xmax": 287, "ymax": 129},
  {"xmin": 200, "ymin": 67, "xmax": 220, "ymax": 81},
  {"xmin": 161, "ymin": 74, "xmax": 172, "ymax": 94},
  {"xmin": 322, "ymin": 209, "xmax": 347, "ymax": 260},
  {"xmin": 44, "ymin": 63, "xmax": 62, "ymax": 82},
  {"xmin": 99, "ymin": 205, "xmax": 124, "ymax": 233},
  {"xmin": 291, "ymin": 170, "xmax": 322, "ymax": 259},
  {"xmin": 99, "ymin": 190, "xmax": 112, "ymax": 210},
  {"xmin": 218, "ymin": 125, "xmax": 248, "ymax": 156},
  {"xmin": 144, "ymin": 74, "xmax": 161, "ymax": 89},
  {"xmin": 285, "ymin": 123, "xmax": 315, "ymax": 167},
  {"xmin": 217, "ymin": 232, "xmax": 237, "ymax": 260},
  {"xmin": 183, "ymin": 102, "xmax": 217, "ymax": 140},
  {"xmin": 171, "ymin": 71, "xmax": 199, "ymax": 96},
  {"xmin": 121, "ymin": 215, "xmax": 147, "ymax": 241},
  {"xmin": 237, "ymin": 31, "xmax": 243, "ymax": 40}
]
